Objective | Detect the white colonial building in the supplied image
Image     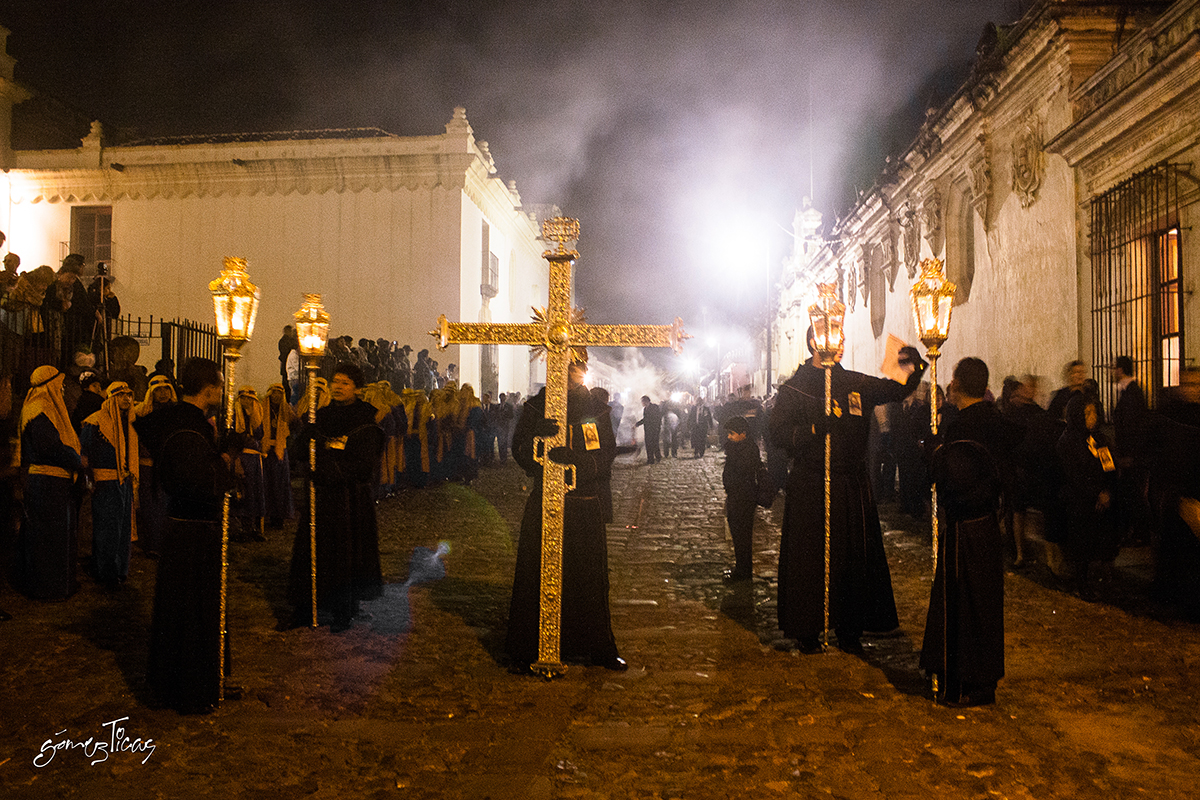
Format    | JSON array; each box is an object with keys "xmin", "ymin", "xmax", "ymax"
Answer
[
  {"xmin": 0, "ymin": 27, "xmax": 549, "ymax": 393},
  {"xmin": 775, "ymin": 0, "xmax": 1200, "ymax": 411}
]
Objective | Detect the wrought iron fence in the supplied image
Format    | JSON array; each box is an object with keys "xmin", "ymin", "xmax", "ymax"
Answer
[{"xmin": 0, "ymin": 305, "xmax": 218, "ymax": 399}]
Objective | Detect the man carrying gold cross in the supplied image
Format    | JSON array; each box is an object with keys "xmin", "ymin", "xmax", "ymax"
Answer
[
  {"xmin": 505, "ymin": 350, "xmax": 625, "ymax": 673},
  {"xmin": 431, "ymin": 215, "xmax": 686, "ymax": 676}
]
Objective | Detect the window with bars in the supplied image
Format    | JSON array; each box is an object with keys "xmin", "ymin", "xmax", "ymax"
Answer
[
  {"xmin": 1089, "ymin": 162, "xmax": 1184, "ymax": 410},
  {"xmin": 69, "ymin": 205, "xmax": 112, "ymax": 266}
]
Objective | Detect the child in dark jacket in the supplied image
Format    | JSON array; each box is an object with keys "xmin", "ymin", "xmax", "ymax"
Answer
[{"xmin": 723, "ymin": 416, "xmax": 761, "ymax": 582}]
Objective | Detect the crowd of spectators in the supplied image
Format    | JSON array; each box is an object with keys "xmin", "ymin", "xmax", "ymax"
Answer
[{"xmin": 865, "ymin": 357, "xmax": 1200, "ymax": 617}]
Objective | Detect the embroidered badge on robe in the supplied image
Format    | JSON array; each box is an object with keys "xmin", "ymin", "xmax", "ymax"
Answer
[
  {"xmin": 1088, "ymin": 437, "xmax": 1116, "ymax": 472},
  {"xmin": 582, "ymin": 422, "xmax": 600, "ymax": 451},
  {"xmin": 848, "ymin": 392, "xmax": 862, "ymax": 416}
]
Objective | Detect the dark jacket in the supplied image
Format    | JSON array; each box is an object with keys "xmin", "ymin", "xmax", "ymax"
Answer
[{"xmin": 722, "ymin": 436, "xmax": 761, "ymax": 500}]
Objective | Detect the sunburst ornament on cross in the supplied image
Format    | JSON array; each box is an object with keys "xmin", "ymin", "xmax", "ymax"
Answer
[{"xmin": 431, "ymin": 216, "xmax": 688, "ymax": 676}]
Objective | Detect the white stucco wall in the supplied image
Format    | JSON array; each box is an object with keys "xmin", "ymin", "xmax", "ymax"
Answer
[
  {"xmin": 1, "ymin": 115, "xmax": 550, "ymax": 395},
  {"xmin": 65, "ymin": 184, "xmax": 464, "ymax": 390}
]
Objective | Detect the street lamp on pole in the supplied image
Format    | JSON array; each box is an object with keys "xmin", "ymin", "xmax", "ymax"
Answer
[
  {"xmin": 807, "ymin": 282, "xmax": 845, "ymax": 651},
  {"xmin": 294, "ymin": 293, "xmax": 330, "ymax": 628},
  {"xmin": 208, "ymin": 255, "xmax": 260, "ymax": 700},
  {"xmin": 909, "ymin": 257, "xmax": 957, "ymax": 575}
]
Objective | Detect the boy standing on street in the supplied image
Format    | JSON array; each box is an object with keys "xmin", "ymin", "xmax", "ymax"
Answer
[{"xmin": 723, "ymin": 415, "xmax": 761, "ymax": 582}]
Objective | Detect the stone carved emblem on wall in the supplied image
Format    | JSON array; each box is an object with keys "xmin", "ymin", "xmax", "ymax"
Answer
[
  {"xmin": 969, "ymin": 133, "xmax": 992, "ymax": 226},
  {"xmin": 868, "ymin": 244, "xmax": 887, "ymax": 339},
  {"xmin": 901, "ymin": 203, "xmax": 920, "ymax": 279},
  {"xmin": 844, "ymin": 259, "xmax": 857, "ymax": 312},
  {"xmin": 921, "ymin": 187, "xmax": 944, "ymax": 256},
  {"xmin": 882, "ymin": 222, "xmax": 900, "ymax": 291},
  {"xmin": 857, "ymin": 246, "xmax": 870, "ymax": 307},
  {"xmin": 1011, "ymin": 117, "xmax": 1045, "ymax": 208}
]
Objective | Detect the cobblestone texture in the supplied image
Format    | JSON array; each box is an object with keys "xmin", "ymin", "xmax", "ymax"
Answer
[{"xmin": 2, "ymin": 452, "xmax": 1199, "ymax": 799}]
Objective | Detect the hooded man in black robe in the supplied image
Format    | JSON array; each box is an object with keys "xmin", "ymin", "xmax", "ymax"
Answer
[
  {"xmin": 769, "ymin": 328, "xmax": 925, "ymax": 654},
  {"xmin": 506, "ymin": 351, "xmax": 624, "ymax": 672},
  {"xmin": 135, "ymin": 357, "xmax": 236, "ymax": 713},
  {"xmin": 920, "ymin": 357, "xmax": 1021, "ymax": 707},
  {"xmin": 289, "ymin": 362, "xmax": 385, "ymax": 631}
]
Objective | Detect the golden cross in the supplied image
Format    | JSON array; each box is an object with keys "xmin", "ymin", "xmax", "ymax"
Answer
[{"xmin": 432, "ymin": 216, "xmax": 688, "ymax": 676}]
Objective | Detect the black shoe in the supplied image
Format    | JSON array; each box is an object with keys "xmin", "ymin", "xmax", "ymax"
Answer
[
  {"xmin": 942, "ymin": 687, "xmax": 995, "ymax": 708},
  {"xmin": 597, "ymin": 655, "xmax": 629, "ymax": 671},
  {"xmin": 507, "ymin": 661, "xmax": 534, "ymax": 676},
  {"xmin": 723, "ymin": 569, "xmax": 752, "ymax": 583},
  {"xmin": 836, "ymin": 637, "xmax": 865, "ymax": 655},
  {"xmin": 0, "ymin": 609, "xmax": 11, "ymax": 622},
  {"xmin": 797, "ymin": 637, "xmax": 823, "ymax": 654},
  {"xmin": 330, "ymin": 618, "xmax": 352, "ymax": 633}
]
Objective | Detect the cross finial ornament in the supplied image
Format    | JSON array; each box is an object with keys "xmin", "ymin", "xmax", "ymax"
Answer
[
  {"xmin": 431, "ymin": 216, "xmax": 687, "ymax": 676},
  {"xmin": 542, "ymin": 216, "xmax": 580, "ymax": 254}
]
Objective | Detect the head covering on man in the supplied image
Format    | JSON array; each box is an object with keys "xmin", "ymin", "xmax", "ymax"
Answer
[
  {"xmin": 234, "ymin": 385, "xmax": 264, "ymax": 434},
  {"xmin": 84, "ymin": 381, "xmax": 139, "ymax": 485},
  {"xmin": 136, "ymin": 374, "xmax": 178, "ymax": 417},
  {"xmin": 263, "ymin": 384, "xmax": 293, "ymax": 459},
  {"xmin": 295, "ymin": 377, "xmax": 331, "ymax": 417},
  {"xmin": 22, "ymin": 366, "xmax": 82, "ymax": 455}
]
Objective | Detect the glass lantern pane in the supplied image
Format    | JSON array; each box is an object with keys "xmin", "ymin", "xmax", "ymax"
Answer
[{"xmin": 213, "ymin": 295, "xmax": 231, "ymax": 337}]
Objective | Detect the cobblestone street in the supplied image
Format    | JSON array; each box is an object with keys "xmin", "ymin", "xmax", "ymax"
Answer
[{"xmin": 2, "ymin": 452, "xmax": 1199, "ymax": 799}]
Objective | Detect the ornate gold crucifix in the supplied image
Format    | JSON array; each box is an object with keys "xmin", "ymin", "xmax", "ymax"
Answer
[{"xmin": 432, "ymin": 216, "xmax": 688, "ymax": 676}]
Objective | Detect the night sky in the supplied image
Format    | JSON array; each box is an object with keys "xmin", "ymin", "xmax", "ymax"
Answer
[{"xmin": 0, "ymin": 0, "xmax": 1020, "ymax": 352}]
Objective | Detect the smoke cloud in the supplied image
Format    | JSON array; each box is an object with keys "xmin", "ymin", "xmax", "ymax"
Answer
[{"xmin": 0, "ymin": 0, "xmax": 1019, "ymax": 340}]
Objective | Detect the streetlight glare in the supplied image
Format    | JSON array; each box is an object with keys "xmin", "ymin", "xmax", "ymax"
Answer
[{"xmin": 698, "ymin": 213, "xmax": 767, "ymax": 279}]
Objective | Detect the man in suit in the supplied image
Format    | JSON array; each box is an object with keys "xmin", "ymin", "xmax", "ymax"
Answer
[
  {"xmin": 1112, "ymin": 355, "xmax": 1149, "ymax": 546},
  {"xmin": 636, "ymin": 396, "xmax": 663, "ymax": 464}
]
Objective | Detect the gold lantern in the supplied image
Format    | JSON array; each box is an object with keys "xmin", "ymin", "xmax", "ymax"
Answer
[
  {"xmin": 908, "ymin": 256, "xmax": 957, "ymax": 626},
  {"xmin": 294, "ymin": 293, "xmax": 329, "ymax": 628},
  {"xmin": 209, "ymin": 256, "xmax": 261, "ymax": 345},
  {"xmin": 807, "ymin": 282, "xmax": 845, "ymax": 366},
  {"xmin": 805, "ymin": 280, "xmax": 847, "ymax": 650},
  {"xmin": 294, "ymin": 293, "xmax": 330, "ymax": 357},
  {"xmin": 207, "ymin": 255, "xmax": 261, "ymax": 703},
  {"xmin": 910, "ymin": 258, "xmax": 956, "ymax": 357}
]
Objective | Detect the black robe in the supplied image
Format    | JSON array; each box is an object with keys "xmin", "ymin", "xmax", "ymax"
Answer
[
  {"xmin": 18, "ymin": 413, "xmax": 83, "ymax": 600},
  {"xmin": 135, "ymin": 402, "xmax": 233, "ymax": 713},
  {"xmin": 1056, "ymin": 399, "xmax": 1120, "ymax": 565},
  {"xmin": 1149, "ymin": 402, "xmax": 1200, "ymax": 618},
  {"xmin": 920, "ymin": 401, "xmax": 1019, "ymax": 700},
  {"xmin": 288, "ymin": 399, "xmax": 384, "ymax": 624},
  {"xmin": 769, "ymin": 360, "xmax": 922, "ymax": 642},
  {"xmin": 505, "ymin": 384, "xmax": 618, "ymax": 665}
]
